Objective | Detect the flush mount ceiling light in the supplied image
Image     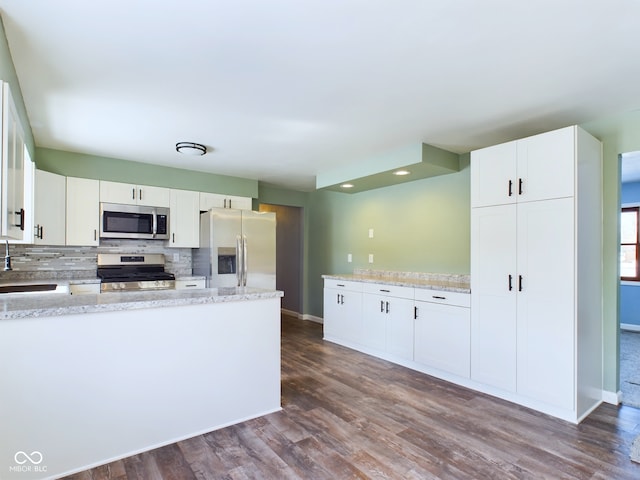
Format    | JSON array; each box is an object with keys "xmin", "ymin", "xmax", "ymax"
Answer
[
  {"xmin": 393, "ymin": 170, "xmax": 411, "ymax": 176},
  {"xmin": 176, "ymin": 142, "xmax": 207, "ymax": 156},
  {"xmin": 341, "ymin": 183, "xmax": 354, "ymax": 189}
]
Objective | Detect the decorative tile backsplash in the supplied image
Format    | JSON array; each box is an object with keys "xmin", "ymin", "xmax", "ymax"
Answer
[{"xmin": 0, "ymin": 239, "xmax": 193, "ymax": 282}]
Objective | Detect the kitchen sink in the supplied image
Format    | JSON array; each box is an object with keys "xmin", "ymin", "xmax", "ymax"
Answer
[{"xmin": 0, "ymin": 283, "xmax": 69, "ymax": 294}]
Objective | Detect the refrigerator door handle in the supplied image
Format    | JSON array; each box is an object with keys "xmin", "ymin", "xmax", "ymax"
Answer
[
  {"xmin": 242, "ymin": 235, "xmax": 248, "ymax": 287},
  {"xmin": 236, "ymin": 235, "xmax": 242, "ymax": 287}
]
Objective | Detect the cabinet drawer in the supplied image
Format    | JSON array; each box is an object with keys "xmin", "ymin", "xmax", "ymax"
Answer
[
  {"xmin": 414, "ymin": 288, "xmax": 470, "ymax": 308},
  {"xmin": 175, "ymin": 279, "xmax": 206, "ymax": 290},
  {"xmin": 324, "ymin": 279, "xmax": 363, "ymax": 292},
  {"xmin": 363, "ymin": 283, "xmax": 414, "ymax": 299}
]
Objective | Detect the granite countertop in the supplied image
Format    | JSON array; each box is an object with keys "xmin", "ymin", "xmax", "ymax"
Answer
[
  {"xmin": 0, "ymin": 287, "xmax": 283, "ymax": 320},
  {"xmin": 322, "ymin": 269, "xmax": 471, "ymax": 294}
]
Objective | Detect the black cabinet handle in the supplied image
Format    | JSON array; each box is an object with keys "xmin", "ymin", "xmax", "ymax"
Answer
[
  {"xmin": 519, "ymin": 275, "xmax": 523, "ymax": 292},
  {"xmin": 39, "ymin": 225, "xmax": 43, "ymax": 239},
  {"xmin": 414, "ymin": 306, "xmax": 418, "ymax": 319},
  {"xmin": 518, "ymin": 178, "xmax": 523, "ymax": 195},
  {"xmin": 341, "ymin": 294, "xmax": 345, "ymax": 305},
  {"xmin": 380, "ymin": 300, "xmax": 384, "ymax": 312},
  {"xmin": 432, "ymin": 295, "xmax": 446, "ymax": 300},
  {"xmin": 380, "ymin": 289, "xmax": 390, "ymax": 293},
  {"xmin": 337, "ymin": 293, "xmax": 340, "ymax": 304},
  {"xmin": 508, "ymin": 179, "xmax": 513, "ymax": 197},
  {"xmin": 385, "ymin": 301, "xmax": 389, "ymax": 314},
  {"xmin": 337, "ymin": 283, "xmax": 345, "ymax": 287},
  {"xmin": 14, "ymin": 209, "xmax": 24, "ymax": 231},
  {"xmin": 132, "ymin": 188, "xmax": 136, "ymax": 200},
  {"xmin": 508, "ymin": 274, "xmax": 513, "ymax": 291}
]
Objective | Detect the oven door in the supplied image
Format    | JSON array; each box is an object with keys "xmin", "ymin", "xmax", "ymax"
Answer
[{"xmin": 100, "ymin": 203, "xmax": 169, "ymax": 240}]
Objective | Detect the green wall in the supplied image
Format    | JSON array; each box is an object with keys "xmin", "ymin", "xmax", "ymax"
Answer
[
  {"xmin": 278, "ymin": 155, "xmax": 471, "ymax": 319},
  {"xmin": 36, "ymin": 147, "xmax": 258, "ymax": 197}
]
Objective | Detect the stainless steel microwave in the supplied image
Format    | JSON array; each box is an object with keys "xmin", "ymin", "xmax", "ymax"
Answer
[{"xmin": 100, "ymin": 203, "xmax": 170, "ymax": 240}]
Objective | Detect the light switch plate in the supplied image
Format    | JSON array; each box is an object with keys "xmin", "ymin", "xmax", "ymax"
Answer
[
  {"xmin": 368, "ymin": 254, "xmax": 374, "ymax": 263},
  {"xmin": 368, "ymin": 228, "xmax": 374, "ymax": 238},
  {"xmin": 347, "ymin": 253, "xmax": 352, "ymax": 263},
  {"xmin": 173, "ymin": 253, "xmax": 179, "ymax": 262}
]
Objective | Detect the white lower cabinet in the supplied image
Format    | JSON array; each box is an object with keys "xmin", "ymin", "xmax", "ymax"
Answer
[
  {"xmin": 362, "ymin": 284, "xmax": 414, "ymax": 360},
  {"xmin": 323, "ymin": 280, "xmax": 363, "ymax": 344},
  {"xmin": 323, "ymin": 278, "xmax": 470, "ymax": 375},
  {"xmin": 414, "ymin": 289, "xmax": 471, "ymax": 378}
]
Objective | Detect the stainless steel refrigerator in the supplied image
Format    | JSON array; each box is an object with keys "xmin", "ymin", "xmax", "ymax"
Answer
[{"xmin": 193, "ymin": 208, "xmax": 276, "ymax": 289}]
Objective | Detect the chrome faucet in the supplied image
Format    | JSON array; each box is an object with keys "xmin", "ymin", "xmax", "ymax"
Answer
[{"xmin": 4, "ymin": 240, "xmax": 12, "ymax": 271}]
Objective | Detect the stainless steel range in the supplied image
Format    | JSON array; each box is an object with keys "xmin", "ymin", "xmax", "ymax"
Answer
[{"xmin": 97, "ymin": 253, "xmax": 175, "ymax": 292}]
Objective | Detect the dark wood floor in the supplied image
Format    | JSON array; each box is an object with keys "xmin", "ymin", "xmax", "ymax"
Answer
[{"xmin": 66, "ymin": 314, "xmax": 640, "ymax": 479}]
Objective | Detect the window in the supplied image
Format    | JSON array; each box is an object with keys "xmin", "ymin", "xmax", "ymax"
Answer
[{"xmin": 621, "ymin": 206, "xmax": 640, "ymax": 281}]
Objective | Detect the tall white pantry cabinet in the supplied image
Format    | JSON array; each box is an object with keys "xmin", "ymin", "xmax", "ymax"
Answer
[{"xmin": 470, "ymin": 125, "xmax": 603, "ymax": 423}]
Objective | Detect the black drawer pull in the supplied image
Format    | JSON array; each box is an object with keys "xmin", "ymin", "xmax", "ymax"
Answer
[
  {"xmin": 432, "ymin": 295, "xmax": 446, "ymax": 300},
  {"xmin": 380, "ymin": 289, "xmax": 391, "ymax": 293},
  {"xmin": 337, "ymin": 283, "xmax": 345, "ymax": 287}
]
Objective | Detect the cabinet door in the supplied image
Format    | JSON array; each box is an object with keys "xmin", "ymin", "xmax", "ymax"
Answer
[
  {"xmin": 225, "ymin": 195, "xmax": 252, "ymax": 211},
  {"xmin": 516, "ymin": 126, "xmax": 575, "ymax": 203},
  {"xmin": 323, "ymin": 288, "xmax": 362, "ymax": 343},
  {"xmin": 34, "ymin": 170, "xmax": 66, "ymax": 245},
  {"xmin": 362, "ymin": 294, "xmax": 387, "ymax": 351},
  {"xmin": 66, "ymin": 177, "xmax": 99, "ymax": 246},
  {"xmin": 200, "ymin": 192, "xmax": 226, "ymax": 210},
  {"xmin": 100, "ymin": 180, "xmax": 138, "ymax": 205},
  {"xmin": 169, "ymin": 189, "xmax": 200, "ymax": 248},
  {"xmin": 470, "ymin": 204, "xmax": 517, "ymax": 391},
  {"xmin": 138, "ymin": 185, "xmax": 170, "ymax": 207},
  {"xmin": 471, "ymin": 141, "xmax": 517, "ymax": 208},
  {"xmin": 516, "ymin": 198, "xmax": 574, "ymax": 409},
  {"xmin": 1, "ymin": 82, "xmax": 26, "ymax": 240},
  {"xmin": 415, "ymin": 301, "xmax": 470, "ymax": 378},
  {"xmin": 385, "ymin": 296, "xmax": 415, "ymax": 360}
]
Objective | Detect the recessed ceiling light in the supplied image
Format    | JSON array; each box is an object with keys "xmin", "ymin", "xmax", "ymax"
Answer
[
  {"xmin": 393, "ymin": 170, "xmax": 410, "ymax": 176},
  {"xmin": 176, "ymin": 142, "xmax": 207, "ymax": 156},
  {"xmin": 341, "ymin": 183, "xmax": 354, "ymax": 189}
]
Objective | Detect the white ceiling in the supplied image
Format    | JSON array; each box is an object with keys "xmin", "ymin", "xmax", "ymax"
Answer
[{"xmin": 1, "ymin": 0, "xmax": 640, "ymax": 191}]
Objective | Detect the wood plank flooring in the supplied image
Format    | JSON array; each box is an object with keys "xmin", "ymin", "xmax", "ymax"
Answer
[{"xmin": 65, "ymin": 314, "xmax": 640, "ymax": 479}]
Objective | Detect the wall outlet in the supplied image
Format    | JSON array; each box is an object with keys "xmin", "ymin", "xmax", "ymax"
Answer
[
  {"xmin": 368, "ymin": 228, "xmax": 374, "ymax": 238},
  {"xmin": 368, "ymin": 253, "xmax": 374, "ymax": 263},
  {"xmin": 347, "ymin": 253, "xmax": 352, "ymax": 263},
  {"xmin": 173, "ymin": 253, "xmax": 180, "ymax": 262}
]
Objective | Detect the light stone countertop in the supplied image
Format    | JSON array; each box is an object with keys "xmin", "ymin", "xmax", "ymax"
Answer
[
  {"xmin": 0, "ymin": 287, "xmax": 283, "ymax": 320},
  {"xmin": 322, "ymin": 270, "xmax": 470, "ymax": 294}
]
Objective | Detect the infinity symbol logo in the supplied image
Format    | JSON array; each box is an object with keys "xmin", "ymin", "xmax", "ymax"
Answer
[{"xmin": 14, "ymin": 451, "xmax": 43, "ymax": 465}]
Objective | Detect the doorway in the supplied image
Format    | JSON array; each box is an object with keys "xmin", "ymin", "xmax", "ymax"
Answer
[
  {"xmin": 259, "ymin": 203, "xmax": 304, "ymax": 316},
  {"xmin": 619, "ymin": 150, "xmax": 640, "ymax": 408}
]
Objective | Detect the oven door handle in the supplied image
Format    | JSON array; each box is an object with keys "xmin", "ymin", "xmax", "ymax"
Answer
[
  {"xmin": 236, "ymin": 235, "xmax": 242, "ymax": 287},
  {"xmin": 152, "ymin": 210, "xmax": 157, "ymax": 238}
]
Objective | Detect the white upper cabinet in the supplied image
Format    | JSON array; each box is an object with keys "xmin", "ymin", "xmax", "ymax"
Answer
[
  {"xmin": 199, "ymin": 192, "xmax": 252, "ymax": 211},
  {"xmin": 34, "ymin": 170, "xmax": 66, "ymax": 246},
  {"xmin": 471, "ymin": 126, "xmax": 575, "ymax": 208},
  {"xmin": 169, "ymin": 189, "xmax": 199, "ymax": 248},
  {"xmin": 1, "ymin": 82, "xmax": 27, "ymax": 240},
  {"xmin": 100, "ymin": 180, "xmax": 170, "ymax": 207},
  {"xmin": 66, "ymin": 176, "xmax": 99, "ymax": 246}
]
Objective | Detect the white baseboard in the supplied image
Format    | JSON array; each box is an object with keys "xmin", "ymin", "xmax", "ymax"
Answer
[
  {"xmin": 302, "ymin": 314, "xmax": 323, "ymax": 324},
  {"xmin": 602, "ymin": 390, "xmax": 621, "ymax": 405},
  {"xmin": 280, "ymin": 309, "xmax": 323, "ymax": 324},
  {"xmin": 621, "ymin": 323, "xmax": 640, "ymax": 332}
]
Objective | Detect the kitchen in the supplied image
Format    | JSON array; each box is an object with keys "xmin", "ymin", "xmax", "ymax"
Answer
[{"xmin": 1, "ymin": 1, "xmax": 640, "ymax": 478}]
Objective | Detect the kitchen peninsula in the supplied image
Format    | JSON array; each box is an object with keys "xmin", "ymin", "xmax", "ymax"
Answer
[{"xmin": 0, "ymin": 287, "xmax": 283, "ymax": 479}]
